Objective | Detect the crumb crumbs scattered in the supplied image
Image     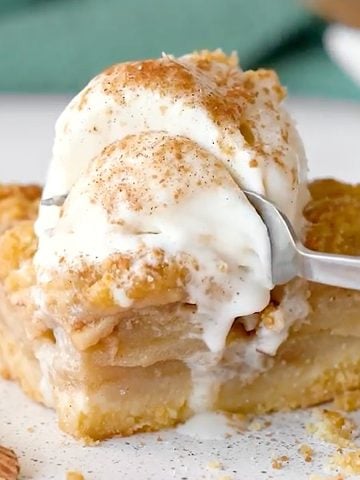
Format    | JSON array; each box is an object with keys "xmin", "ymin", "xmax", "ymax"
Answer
[
  {"xmin": 271, "ymin": 455, "xmax": 289, "ymax": 469},
  {"xmin": 217, "ymin": 476, "xmax": 233, "ymax": 480},
  {"xmin": 248, "ymin": 417, "xmax": 272, "ymax": 432},
  {"xmin": 66, "ymin": 471, "xmax": 85, "ymax": 480},
  {"xmin": 225, "ymin": 412, "xmax": 247, "ymax": 433},
  {"xmin": 299, "ymin": 444, "xmax": 314, "ymax": 462},
  {"xmin": 306, "ymin": 409, "xmax": 355, "ymax": 448},
  {"xmin": 156, "ymin": 436, "xmax": 163, "ymax": 442},
  {"xmin": 331, "ymin": 448, "xmax": 360, "ymax": 475},
  {"xmin": 207, "ymin": 459, "xmax": 223, "ymax": 470},
  {"xmin": 27, "ymin": 426, "xmax": 35, "ymax": 433}
]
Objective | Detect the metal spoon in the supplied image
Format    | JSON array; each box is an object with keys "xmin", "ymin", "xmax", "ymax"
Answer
[
  {"xmin": 41, "ymin": 194, "xmax": 68, "ymax": 207},
  {"xmin": 244, "ymin": 190, "xmax": 360, "ymax": 290}
]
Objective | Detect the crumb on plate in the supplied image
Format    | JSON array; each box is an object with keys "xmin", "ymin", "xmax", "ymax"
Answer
[
  {"xmin": 299, "ymin": 443, "xmax": 314, "ymax": 462},
  {"xmin": 66, "ymin": 471, "xmax": 85, "ymax": 480},
  {"xmin": 271, "ymin": 455, "xmax": 289, "ymax": 469},
  {"xmin": 224, "ymin": 412, "xmax": 247, "ymax": 433},
  {"xmin": 248, "ymin": 417, "xmax": 272, "ymax": 432},
  {"xmin": 306, "ymin": 409, "xmax": 355, "ymax": 448},
  {"xmin": 331, "ymin": 448, "xmax": 360, "ymax": 475},
  {"xmin": 207, "ymin": 459, "xmax": 223, "ymax": 470}
]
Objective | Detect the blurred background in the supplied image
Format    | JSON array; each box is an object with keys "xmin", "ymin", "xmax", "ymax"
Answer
[
  {"xmin": 0, "ymin": 0, "xmax": 360, "ymax": 183},
  {"xmin": 1, "ymin": 0, "xmax": 360, "ymax": 97}
]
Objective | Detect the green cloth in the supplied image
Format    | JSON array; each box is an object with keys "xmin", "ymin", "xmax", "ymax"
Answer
[{"xmin": 0, "ymin": 0, "xmax": 359, "ymax": 99}]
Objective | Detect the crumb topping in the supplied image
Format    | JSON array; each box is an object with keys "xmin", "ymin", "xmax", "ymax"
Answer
[
  {"xmin": 0, "ymin": 185, "xmax": 40, "ymax": 295},
  {"xmin": 305, "ymin": 179, "xmax": 360, "ymax": 255},
  {"xmin": 0, "ymin": 184, "xmax": 41, "ymax": 234}
]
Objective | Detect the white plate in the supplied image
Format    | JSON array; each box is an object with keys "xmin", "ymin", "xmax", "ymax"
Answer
[{"xmin": 1, "ymin": 96, "xmax": 360, "ymax": 480}]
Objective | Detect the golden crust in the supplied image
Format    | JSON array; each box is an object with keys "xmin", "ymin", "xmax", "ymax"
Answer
[
  {"xmin": 57, "ymin": 360, "xmax": 191, "ymax": 440},
  {"xmin": 38, "ymin": 249, "xmax": 189, "ymax": 331},
  {"xmin": 0, "ymin": 185, "xmax": 39, "ymax": 303},
  {"xmin": 0, "ymin": 286, "xmax": 44, "ymax": 404},
  {"xmin": 0, "ymin": 185, "xmax": 39, "ymax": 296},
  {"xmin": 0, "ymin": 185, "xmax": 40, "ymax": 272},
  {"xmin": 0, "ymin": 184, "xmax": 41, "ymax": 234},
  {"xmin": 305, "ymin": 179, "xmax": 360, "ymax": 255},
  {"xmin": 0, "ymin": 221, "xmax": 37, "ymax": 286}
]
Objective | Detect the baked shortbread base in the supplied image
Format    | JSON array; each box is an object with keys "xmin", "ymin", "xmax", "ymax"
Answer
[{"xmin": 1, "ymin": 180, "xmax": 360, "ymax": 440}]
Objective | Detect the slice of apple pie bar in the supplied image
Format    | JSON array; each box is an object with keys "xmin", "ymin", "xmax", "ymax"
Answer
[{"xmin": 1, "ymin": 50, "xmax": 360, "ymax": 440}]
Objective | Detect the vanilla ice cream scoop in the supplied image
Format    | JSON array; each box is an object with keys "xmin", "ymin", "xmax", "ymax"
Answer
[
  {"xmin": 36, "ymin": 50, "xmax": 306, "ymax": 235},
  {"xmin": 34, "ymin": 50, "xmax": 307, "ymax": 360}
]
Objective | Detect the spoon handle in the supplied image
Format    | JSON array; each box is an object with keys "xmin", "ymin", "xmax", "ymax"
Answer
[{"xmin": 297, "ymin": 245, "xmax": 360, "ymax": 290}]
